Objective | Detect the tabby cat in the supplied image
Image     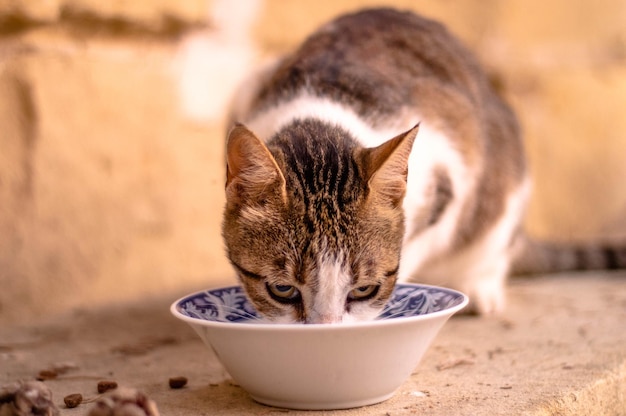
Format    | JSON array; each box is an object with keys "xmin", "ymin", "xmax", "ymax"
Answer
[{"xmin": 222, "ymin": 8, "xmax": 625, "ymax": 323}]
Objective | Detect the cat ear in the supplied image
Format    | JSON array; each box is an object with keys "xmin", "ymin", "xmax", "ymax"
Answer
[
  {"xmin": 363, "ymin": 124, "xmax": 419, "ymax": 207},
  {"xmin": 225, "ymin": 123, "xmax": 286, "ymax": 205}
]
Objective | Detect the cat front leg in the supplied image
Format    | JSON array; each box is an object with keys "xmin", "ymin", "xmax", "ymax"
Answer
[
  {"xmin": 401, "ymin": 181, "xmax": 528, "ymax": 315},
  {"xmin": 403, "ymin": 241, "xmax": 511, "ymax": 315},
  {"xmin": 451, "ymin": 252, "xmax": 510, "ymax": 315}
]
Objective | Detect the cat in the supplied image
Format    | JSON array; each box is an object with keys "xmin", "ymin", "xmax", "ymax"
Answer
[{"xmin": 221, "ymin": 8, "xmax": 626, "ymax": 324}]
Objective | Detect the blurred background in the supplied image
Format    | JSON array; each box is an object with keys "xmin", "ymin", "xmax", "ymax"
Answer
[{"xmin": 1, "ymin": 0, "xmax": 625, "ymax": 325}]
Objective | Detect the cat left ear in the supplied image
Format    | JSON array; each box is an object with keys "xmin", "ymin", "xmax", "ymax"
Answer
[
  {"xmin": 362, "ymin": 124, "xmax": 419, "ymax": 207},
  {"xmin": 225, "ymin": 123, "xmax": 286, "ymax": 205}
]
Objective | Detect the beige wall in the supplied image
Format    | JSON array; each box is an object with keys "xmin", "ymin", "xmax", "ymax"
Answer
[{"xmin": 1, "ymin": 0, "xmax": 625, "ymax": 325}]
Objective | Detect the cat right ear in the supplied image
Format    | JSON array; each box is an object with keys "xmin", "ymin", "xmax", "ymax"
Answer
[
  {"xmin": 362, "ymin": 124, "xmax": 419, "ymax": 208},
  {"xmin": 225, "ymin": 124, "xmax": 286, "ymax": 205}
]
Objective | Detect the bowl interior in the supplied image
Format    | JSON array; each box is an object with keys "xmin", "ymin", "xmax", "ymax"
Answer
[{"xmin": 174, "ymin": 283, "xmax": 466, "ymax": 324}]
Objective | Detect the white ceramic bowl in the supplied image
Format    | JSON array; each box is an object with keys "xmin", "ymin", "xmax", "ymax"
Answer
[{"xmin": 171, "ymin": 283, "xmax": 467, "ymax": 410}]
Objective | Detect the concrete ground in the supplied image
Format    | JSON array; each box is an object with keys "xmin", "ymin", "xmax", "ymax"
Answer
[{"xmin": 1, "ymin": 273, "xmax": 625, "ymax": 416}]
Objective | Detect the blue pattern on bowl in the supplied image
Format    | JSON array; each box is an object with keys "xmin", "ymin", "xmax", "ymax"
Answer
[{"xmin": 176, "ymin": 284, "xmax": 465, "ymax": 323}]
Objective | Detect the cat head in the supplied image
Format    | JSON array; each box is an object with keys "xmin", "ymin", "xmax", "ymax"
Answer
[{"xmin": 222, "ymin": 119, "xmax": 418, "ymax": 324}]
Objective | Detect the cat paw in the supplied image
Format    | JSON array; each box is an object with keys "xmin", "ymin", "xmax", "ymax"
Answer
[{"xmin": 462, "ymin": 281, "xmax": 505, "ymax": 315}]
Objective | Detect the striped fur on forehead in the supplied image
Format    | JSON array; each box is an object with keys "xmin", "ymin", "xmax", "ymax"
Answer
[
  {"xmin": 268, "ymin": 118, "xmax": 365, "ymax": 251},
  {"xmin": 270, "ymin": 118, "xmax": 362, "ymax": 201}
]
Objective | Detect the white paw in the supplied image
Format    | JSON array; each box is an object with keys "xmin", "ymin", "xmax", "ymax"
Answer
[{"xmin": 463, "ymin": 279, "xmax": 506, "ymax": 315}]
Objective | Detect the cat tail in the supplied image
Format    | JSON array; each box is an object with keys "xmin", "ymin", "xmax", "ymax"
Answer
[{"xmin": 510, "ymin": 234, "xmax": 626, "ymax": 276}]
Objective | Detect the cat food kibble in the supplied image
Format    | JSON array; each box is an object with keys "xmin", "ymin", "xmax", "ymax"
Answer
[
  {"xmin": 36, "ymin": 369, "xmax": 58, "ymax": 380},
  {"xmin": 97, "ymin": 380, "xmax": 118, "ymax": 394},
  {"xmin": 168, "ymin": 376, "xmax": 188, "ymax": 389},
  {"xmin": 64, "ymin": 393, "xmax": 83, "ymax": 408}
]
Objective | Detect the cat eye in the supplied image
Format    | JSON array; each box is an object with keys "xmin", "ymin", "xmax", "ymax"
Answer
[
  {"xmin": 267, "ymin": 283, "xmax": 301, "ymax": 304},
  {"xmin": 347, "ymin": 285, "xmax": 380, "ymax": 301}
]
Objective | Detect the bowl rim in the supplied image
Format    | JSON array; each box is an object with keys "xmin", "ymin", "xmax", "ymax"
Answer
[{"xmin": 170, "ymin": 283, "xmax": 469, "ymax": 331}]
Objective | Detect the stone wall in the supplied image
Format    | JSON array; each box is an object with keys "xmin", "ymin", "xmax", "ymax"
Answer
[{"xmin": 1, "ymin": 0, "xmax": 625, "ymax": 324}]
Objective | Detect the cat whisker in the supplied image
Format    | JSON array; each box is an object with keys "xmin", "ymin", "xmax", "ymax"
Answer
[
  {"xmin": 380, "ymin": 293, "xmax": 413, "ymax": 307},
  {"xmin": 211, "ymin": 305, "xmax": 261, "ymax": 321}
]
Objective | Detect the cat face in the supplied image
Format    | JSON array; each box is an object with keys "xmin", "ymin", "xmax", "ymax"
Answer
[{"xmin": 222, "ymin": 120, "xmax": 418, "ymax": 323}]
